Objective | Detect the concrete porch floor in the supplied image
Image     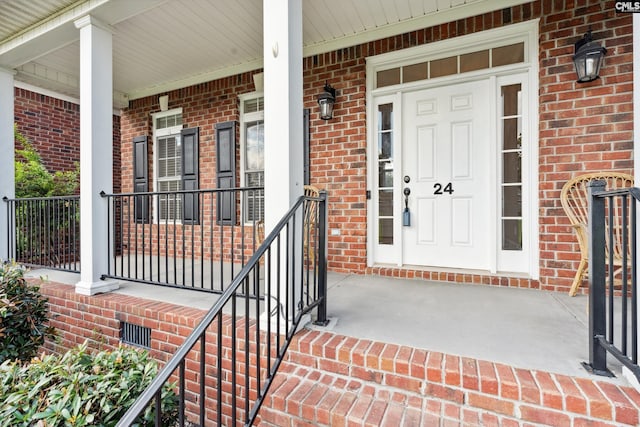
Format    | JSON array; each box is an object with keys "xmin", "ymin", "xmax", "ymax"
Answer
[{"xmin": 28, "ymin": 269, "xmax": 626, "ymax": 386}]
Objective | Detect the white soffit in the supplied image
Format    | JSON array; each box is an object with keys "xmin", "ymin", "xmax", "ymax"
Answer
[{"xmin": 1, "ymin": 0, "xmax": 530, "ymax": 101}]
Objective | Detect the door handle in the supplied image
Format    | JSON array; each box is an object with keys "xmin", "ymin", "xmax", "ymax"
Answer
[{"xmin": 403, "ymin": 187, "xmax": 411, "ymax": 226}]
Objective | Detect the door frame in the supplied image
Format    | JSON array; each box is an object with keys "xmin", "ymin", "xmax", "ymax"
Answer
[{"xmin": 365, "ymin": 20, "xmax": 539, "ymax": 278}]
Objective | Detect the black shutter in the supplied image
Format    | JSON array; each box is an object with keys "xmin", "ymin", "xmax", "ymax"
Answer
[
  {"xmin": 132, "ymin": 135, "xmax": 149, "ymax": 223},
  {"xmin": 216, "ymin": 121, "xmax": 236, "ymax": 224},
  {"xmin": 181, "ymin": 127, "xmax": 199, "ymax": 224},
  {"xmin": 303, "ymin": 108, "xmax": 310, "ymax": 185}
]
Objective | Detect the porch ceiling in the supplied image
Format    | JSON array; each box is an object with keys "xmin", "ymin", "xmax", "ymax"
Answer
[{"xmin": 0, "ymin": 0, "xmax": 527, "ymax": 106}]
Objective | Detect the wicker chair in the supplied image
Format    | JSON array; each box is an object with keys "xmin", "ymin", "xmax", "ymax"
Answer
[
  {"xmin": 560, "ymin": 172, "xmax": 634, "ymax": 296},
  {"xmin": 255, "ymin": 185, "xmax": 321, "ymax": 261}
]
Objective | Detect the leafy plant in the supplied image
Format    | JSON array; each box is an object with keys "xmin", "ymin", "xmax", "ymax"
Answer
[
  {"xmin": 0, "ymin": 262, "xmax": 56, "ymax": 364},
  {"xmin": 0, "ymin": 342, "xmax": 179, "ymax": 426},
  {"xmin": 14, "ymin": 125, "xmax": 79, "ymax": 198}
]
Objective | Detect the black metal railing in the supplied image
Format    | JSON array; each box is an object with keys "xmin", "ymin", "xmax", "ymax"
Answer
[
  {"xmin": 585, "ymin": 179, "xmax": 640, "ymax": 381},
  {"xmin": 116, "ymin": 190, "xmax": 328, "ymax": 426},
  {"xmin": 3, "ymin": 196, "xmax": 80, "ymax": 272},
  {"xmin": 101, "ymin": 187, "xmax": 265, "ymax": 294}
]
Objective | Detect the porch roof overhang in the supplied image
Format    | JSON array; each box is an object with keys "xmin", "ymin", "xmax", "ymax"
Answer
[{"xmin": 0, "ymin": 0, "xmax": 528, "ymax": 108}]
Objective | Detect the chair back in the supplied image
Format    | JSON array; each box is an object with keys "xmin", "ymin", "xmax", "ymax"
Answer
[{"xmin": 561, "ymin": 172, "xmax": 634, "ymax": 261}]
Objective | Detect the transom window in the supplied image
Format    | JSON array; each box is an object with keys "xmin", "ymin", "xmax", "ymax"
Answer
[{"xmin": 375, "ymin": 42, "xmax": 525, "ymax": 88}]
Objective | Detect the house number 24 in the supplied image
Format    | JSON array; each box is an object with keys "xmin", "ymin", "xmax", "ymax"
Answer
[{"xmin": 433, "ymin": 182, "xmax": 454, "ymax": 195}]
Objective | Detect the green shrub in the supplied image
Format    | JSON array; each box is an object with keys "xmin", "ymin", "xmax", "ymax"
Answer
[
  {"xmin": 14, "ymin": 126, "xmax": 79, "ymax": 198},
  {"xmin": 0, "ymin": 262, "xmax": 56, "ymax": 363},
  {"xmin": 0, "ymin": 343, "xmax": 179, "ymax": 426}
]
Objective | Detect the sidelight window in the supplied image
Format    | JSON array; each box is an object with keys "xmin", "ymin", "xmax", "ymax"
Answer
[
  {"xmin": 377, "ymin": 103, "xmax": 394, "ymax": 245},
  {"xmin": 500, "ymin": 84, "xmax": 523, "ymax": 250}
]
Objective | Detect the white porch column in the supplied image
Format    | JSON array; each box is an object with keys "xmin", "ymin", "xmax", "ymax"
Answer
[
  {"xmin": 627, "ymin": 13, "xmax": 640, "ymax": 391},
  {"xmin": 263, "ymin": 0, "xmax": 304, "ymax": 321},
  {"xmin": 263, "ymin": 0, "xmax": 304, "ymax": 220},
  {"xmin": 74, "ymin": 16, "xmax": 118, "ymax": 295},
  {"xmin": 0, "ymin": 68, "xmax": 15, "ymax": 261}
]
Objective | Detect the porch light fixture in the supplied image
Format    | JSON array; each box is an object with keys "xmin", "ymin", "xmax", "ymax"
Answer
[
  {"xmin": 317, "ymin": 82, "xmax": 336, "ymax": 120},
  {"xmin": 572, "ymin": 30, "xmax": 606, "ymax": 83}
]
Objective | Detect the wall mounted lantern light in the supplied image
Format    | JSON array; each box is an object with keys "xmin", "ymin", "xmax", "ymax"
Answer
[
  {"xmin": 573, "ymin": 30, "xmax": 606, "ymax": 83},
  {"xmin": 317, "ymin": 82, "xmax": 336, "ymax": 120}
]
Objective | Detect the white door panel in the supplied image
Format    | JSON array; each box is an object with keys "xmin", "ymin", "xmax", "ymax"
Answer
[{"xmin": 403, "ymin": 80, "xmax": 491, "ymax": 269}]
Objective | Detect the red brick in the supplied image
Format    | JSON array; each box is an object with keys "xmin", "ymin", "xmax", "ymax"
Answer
[
  {"xmin": 384, "ymin": 373, "xmax": 421, "ymax": 393},
  {"xmin": 426, "ymin": 351, "xmax": 443, "ymax": 382},
  {"xmin": 478, "ymin": 360, "xmax": 499, "ymax": 395},
  {"xmin": 331, "ymin": 393, "xmax": 357, "ymax": 427},
  {"xmin": 461, "ymin": 357, "xmax": 479, "ymax": 391},
  {"xmin": 534, "ymin": 371, "xmax": 563, "ymax": 410},
  {"xmin": 364, "ymin": 400, "xmax": 387, "ymax": 426},
  {"xmin": 495, "ymin": 364, "xmax": 519, "ymax": 400},
  {"xmin": 520, "ymin": 405, "xmax": 570, "ymax": 425},
  {"xmin": 515, "ymin": 368, "xmax": 541, "ymax": 404},
  {"xmin": 598, "ymin": 382, "xmax": 639, "ymax": 425},
  {"xmin": 467, "ymin": 392, "xmax": 515, "ymax": 417},
  {"xmin": 576, "ymin": 378, "xmax": 613, "ymax": 420}
]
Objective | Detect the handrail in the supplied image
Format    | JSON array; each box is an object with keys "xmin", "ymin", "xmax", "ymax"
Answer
[
  {"xmin": 586, "ymin": 180, "xmax": 640, "ymax": 382},
  {"xmin": 100, "ymin": 187, "xmax": 265, "ymax": 294},
  {"xmin": 117, "ymin": 189, "xmax": 328, "ymax": 426},
  {"xmin": 2, "ymin": 195, "xmax": 80, "ymax": 272}
]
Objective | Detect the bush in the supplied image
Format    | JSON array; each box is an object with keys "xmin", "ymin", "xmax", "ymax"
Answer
[
  {"xmin": 14, "ymin": 126, "xmax": 79, "ymax": 198},
  {"xmin": 0, "ymin": 262, "xmax": 56, "ymax": 363},
  {"xmin": 0, "ymin": 343, "xmax": 179, "ymax": 426}
]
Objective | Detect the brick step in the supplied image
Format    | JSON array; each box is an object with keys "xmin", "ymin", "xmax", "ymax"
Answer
[{"xmin": 257, "ymin": 329, "xmax": 640, "ymax": 426}]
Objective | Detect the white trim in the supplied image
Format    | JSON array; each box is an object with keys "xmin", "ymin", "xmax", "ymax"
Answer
[
  {"xmin": 14, "ymin": 80, "xmax": 79, "ymax": 104},
  {"xmin": 627, "ymin": 15, "xmax": 639, "ymax": 389},
  {"xmin": 367, "ymin": 20, "xmax": 539, "ymax": 70},
  {"xmin": 151, "ymin": 107, "xmax": 183, "ymax": 223},
  {"xmin": 128, "ymin": 59, "xmax": 265, "ymax": 101},
  {"xmin": 239, "ymin": 91, "xmax": 265, "ymax": 224},
  {"xmin": 366, "ymin": 18, "xmax": 539, "ymax": 278},
  {"xmin": 303, "ymin": 0, "xmax": 529, "ymax": 59},
  {"xmin": 367, "ymin": 92, "xmax": 402, "ymax": 266}
]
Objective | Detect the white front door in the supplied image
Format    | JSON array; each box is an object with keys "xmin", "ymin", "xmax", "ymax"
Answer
[{"xmin": 402, "ymin": 80, "xmax": 491, "ymax": 269}]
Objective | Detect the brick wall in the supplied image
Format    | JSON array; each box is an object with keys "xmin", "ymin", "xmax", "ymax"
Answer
[
  {"xmin": 14, "ymin": 87, "xmax": 123, "ymax": 193},
  {"xmin": 38, "ymin": 280, "xmax": 640, "ymax": 426},
  {"xmin": 537, "ymin": 1, "xmax": 633, "ymax": 292},
  {"xmin": 118, "ymin": 0, "xmax": 633, "ymax": 293}
]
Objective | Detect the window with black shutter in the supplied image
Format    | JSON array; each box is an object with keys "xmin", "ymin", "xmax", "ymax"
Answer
[
  {"xmin": 132, "ymin": 135, "xmax": 149, "ymax": 223},
  {"xmin": 181, "ymin": 127, "xmax": 199, "ymax": 224},
  {"xmin": 216, "ymin": 121, "xmax": 236, "ymax": 224}
]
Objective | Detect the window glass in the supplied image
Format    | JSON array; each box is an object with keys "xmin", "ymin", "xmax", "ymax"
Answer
[
  {"xmin": 493, "ymin": 43, "xmax": 525, "ymax": 67},
  {"xmin": 430, "ymin": 57, "xmax": 457, "ymax": 78},
  {"xmin": 403, "ymin": 62, "xmax": 428, "ymax": 83},
  {"xmin": 155, "ymin": 112, "xmax": 183, "ymax": 221},
  {"xmin": 377, "ymin": 68, "xmax": 401, "ymax": 88},
  {"xmin": 242, "ymin": 96, "xmax": 265, "ymax": 222},
  {"xmin": 460, "ymin": 50, "xmax": 489, "ymax": 73},
  {"xmin": 500, "ymin": 84, "xmax": 523, "ymax": 251},
  {"xmin": 377, "ymin": 103, "xmax": 394, "ymax": 245}
]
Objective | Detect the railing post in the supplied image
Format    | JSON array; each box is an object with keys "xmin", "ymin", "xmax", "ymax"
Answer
[
  {"xmin": 315, "ymin": 190, "xmax": 329, "ymax": 326},
  {"xmin": 585, "ymin": 179, "xmax": 610, "ymax": 375},
  {"xmin": 2, "ymin": 196, "xmax": 9, "ymax": 261}
]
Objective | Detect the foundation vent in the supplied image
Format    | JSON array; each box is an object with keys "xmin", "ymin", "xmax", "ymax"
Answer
[{"xmin": 120, "ymin": 321, "xmax": 151, "ymax": 348}]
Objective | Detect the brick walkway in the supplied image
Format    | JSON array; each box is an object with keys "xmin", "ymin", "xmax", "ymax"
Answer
[{"xmin": 258, "ymin": 329, "xmax": 640, "ymax": 426}]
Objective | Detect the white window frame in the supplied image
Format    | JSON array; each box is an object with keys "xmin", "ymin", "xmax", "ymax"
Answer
[
  {"xmin": 152, "ymin": 107, "xmax": 183, "ymax": 223},
  {"xmin": 365, "ymin": 20, "xmax": 539, "ymax": 278},
  {"xmin": 239, "ymin": 91, "xmax": 265, "ymax": 224}
]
